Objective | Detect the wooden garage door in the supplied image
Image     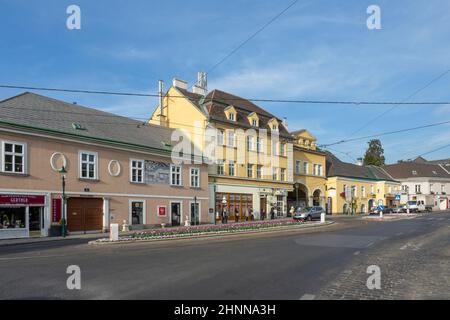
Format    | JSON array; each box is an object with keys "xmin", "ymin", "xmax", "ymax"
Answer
[{"xmin": 67, "ymin": 198, "xmax": 103, "ymax": 232}]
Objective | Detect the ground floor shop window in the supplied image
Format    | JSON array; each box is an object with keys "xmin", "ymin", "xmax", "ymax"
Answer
[
  {"xmin": 190, "ymin": 202, "xmax": 200, "ymax": 226},
  {"xmin": 0, "ymin": 207, "xmax": 26, "ymax": 229},
  {"xmin": 215, "ymin": 192, "xmax": 253, "ymax": 222},
  {"xmin": 131, "ymin": 201, "xmax": 144, "ymax": 225},
  {"xmin": 276, "ymin": 196, "xmax": 285, "ymax": 217}
]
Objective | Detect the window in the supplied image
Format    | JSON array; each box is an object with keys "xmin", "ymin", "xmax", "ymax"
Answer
[
  {"xmin": 252, "ymin": 119, "xmax": 258, "ymax": 127},
  {"xmin": 313, "ymin": 164, "xmax": 319, "ymax": 176},
  {"xmin": 272, "ymin": 124, "xmax": 278, "ymax": 131},
  {"xmin": 272, "ymin": 141, "xmax": 278, "ymax": 156},
  {"xmin": 318, "ymin": 165, "xmax": 323, "ymax": 176},
  {"xmin": 351, "ymin": 186, "xmax": 357, "ymax": 197},
  {"xmin": 228, "ymin": 161, "xmax": 235, "ymax": 176},
  {"xmin": 217, "ymin": 130, "xmax": 224, "ymax": 145},
  {"xmin": 256, "ymin": 165, "xmax": 262, "ymax": 179},
  {"xmin": 412, "ymin": 170, "xmax": 417, "ymax": 176},
  {"xmin": 0, "ymin": 207, "xmax": 26, "ymax": 229},
  {"xmin": 280, "ymin": 168, "xmax": 286, "ymax": 181},
  {"xmin": 303, "ymin": 162, "xmax": 309, "ymax": 174},
  {"xmin": 247, "ymin": 164, "xmax": 253, "ymax": 178},
  {"xmin": 229, "ymin": 112, "xmax": 235, "ymax": 121},
  {"xmin": 415, "ymin": 184, "xmax": 421, "ymax": 193},
  {"xmin": 370, "ymin": 185, "xmax": 375, "ymax": 194},
  {"xmin": 79, "ymin": 151, "xmax": 97, "ymax": 179},
  {"xmin": 227, "ymin": 130, "xmax": 235, "ymax": 147},
  {"xmin": 217, "ymin": 160, "xmax": 224, "ymax": 175},
  {"xmin": 361, "ymin": 186, "xmax": 366, "ymax": 197},
  {"xmin": 256, "ymin": 137, "xmax": 263, "ymax": 153},
  {"xmin": 441, "ymin": 185, "xmax": 446, "ymax": 194},
  {"xmin": 2, "ymin": 141, "xmax": 26, "ymax": 174},
  {"xmin": 295, "ymin": 161, "xmax": 301, "ymax": 174},
  {"xmin": 246, "ymin": 136, "xmax": 254, "ymax": 151},
  {"xmin": 272, "ymin": 167, "xmax": 278, "ymax": 180},
  {"xmin": 388, "ymin": 186, "xmax": 392, "ymax": 194},
  {"xmin": 190, "ymin": 168, "xmax": 200, "ymax": 188},
  {"xmin": 280, "ymin": 143, "xmax": 285, "ymax": 156},
  {"xmin": 170, "ymin": 165, "xmax": 182, "ymax": 186},
  {"xmin": 130, "ymin": 159, "xmax": 144, "ymax": 183}
]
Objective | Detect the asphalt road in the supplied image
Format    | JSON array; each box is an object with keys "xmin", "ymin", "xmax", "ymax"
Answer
[{"xmin": 0, "ymin": 212, "xmax": 449, "ymax": 300}]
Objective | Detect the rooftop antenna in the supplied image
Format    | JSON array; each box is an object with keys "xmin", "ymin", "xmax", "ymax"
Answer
[{"xmin": 197, "ymin": 71, "xmax": 207, "ymax": 90}]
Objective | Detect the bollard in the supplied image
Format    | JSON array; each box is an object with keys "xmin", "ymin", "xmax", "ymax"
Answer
[
  {"xmin": 321, "ymin": 213, "xmax": 326, "ymax": 223},
  {"xmin": 379, "ymin": 211, "xmax": 383, "ymax": 219},
  {"xmin": 110, "ymin": 223, "xmax": 119, "ymax": 241}
]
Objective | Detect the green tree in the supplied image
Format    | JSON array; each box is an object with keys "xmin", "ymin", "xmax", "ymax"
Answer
[{"xmin": 363, "ymin": 139, "xmax": 385, "ymax": 166}]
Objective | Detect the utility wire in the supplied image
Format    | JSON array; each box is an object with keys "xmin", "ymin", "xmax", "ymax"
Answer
[
  {"xmin": 2, "ymin": 84, "xmax": 450, "ymax": 105},
  {"xmin": 320, "ymin": 119, "xmax": 450, "ymax": 147},
  {"xmin": 347, "ymin": 68, "xmax": 450, "ymax": 137}
]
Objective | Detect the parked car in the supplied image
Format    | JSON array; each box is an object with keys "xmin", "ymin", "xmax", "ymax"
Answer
[
  {"xmin": 369, "ymin": 206, "xmax": 393, "ymax": 215},
  {"xmin": 293, "ymin": 206, "xmax": 324, "ymax": 221},
  {"xmin": 391, "ymin": 206, "xmax": 405, "ymax": 214}
]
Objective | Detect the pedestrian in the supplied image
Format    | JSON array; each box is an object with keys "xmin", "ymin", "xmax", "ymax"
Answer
[
  {"xmin": 289, "ymin": 206, "xmax": 295, "ymax": 218},
  {"xmin": 223, "ymin": 208, "xmax": 228, "ymax": 224},
  {"xmin": 235, "ymin": 207, "xmax": 239, "ymax": 223},
  {"xmin": 245, "ymin": 208, "xmax": 250, "ymax": 222},
  {"xmin": 270, "ymin": 207, "xmax": 275, "ymax": 220},
  {"xmin": 249, "ymin": 207, "xmax": 254, "ymax": 221},
  {"xmin": 261, "ymin": 209, "xmax": 266, "ymax": 220}
]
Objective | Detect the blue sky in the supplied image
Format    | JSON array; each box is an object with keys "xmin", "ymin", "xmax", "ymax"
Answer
[{"xmin": 1, "ymin": 0, "xmax": 450, "ymax": 163}]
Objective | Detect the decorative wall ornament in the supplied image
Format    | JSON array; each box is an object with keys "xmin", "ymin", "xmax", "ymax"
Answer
[
  {"xmin": 108, "ymin": 160, "xmax": 121, "ymax": 177},
  {"xmin": 50, "ymin": 152, "xmax": 67, "ymax": 171}
]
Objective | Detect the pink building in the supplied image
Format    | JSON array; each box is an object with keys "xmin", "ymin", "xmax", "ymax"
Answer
[{"xmin": 0, "ymin": 92, "xmax": 209, "ymax": 239}]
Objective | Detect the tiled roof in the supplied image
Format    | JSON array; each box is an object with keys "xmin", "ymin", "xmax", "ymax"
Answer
[
  {"xmin": 176, "ymin": 88, "xmax": 292, "ymax": 139},
  {"xmin": 383, "ymin": 161, "xmax": 450, "ymax": 179},
  {"xmin": 0, "ymin": 92, "xmax": 175, "ymax": 154},
  {"xmin": 326, "ymin": 152, "xmax": 396, "ymax": 181}
]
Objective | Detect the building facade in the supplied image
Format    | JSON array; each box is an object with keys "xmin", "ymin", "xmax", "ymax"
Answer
[
  {"xmin": 150, "ymin": 78, "xmax": 294, "ymax": 221},
  {"xmin": 0, "ymin": 92, "xmax": 208, "ymax": 239},
  {"xmin": 325, "ymin": 153, "xmax": 401, "ymax": 214},
  {"xmin": 383, "ymin": 158, "xmax": 450, "ymax": 210},
  {"xmin": 288, "ymin": 130, "xmax": 327, "ymax": 210}
]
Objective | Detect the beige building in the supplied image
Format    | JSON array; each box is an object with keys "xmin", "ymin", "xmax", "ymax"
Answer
[
  {"xmin": 0, "ymin": 92, "xmax": 208, "ymax": 239},
  {"xmin": 325, "ymin": 152, "xmax": 401, "ymax": 215}
]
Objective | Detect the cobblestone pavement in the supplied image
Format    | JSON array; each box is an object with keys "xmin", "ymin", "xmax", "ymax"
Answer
[{"xmin": 317, "ymin": 215, "xmax": 450, "ymax": 299}]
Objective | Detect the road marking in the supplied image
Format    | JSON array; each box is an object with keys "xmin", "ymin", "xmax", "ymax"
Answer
[
  {"xmin": 0, "ymin": 254, "xmax": 68, "ymax": 261},
  {"xmin": 400, "ymin": 242, "xmax": 423, "ymax": 251},
  {"xmin": 354, "ymin": 251, "xmax": 360, "ymax": 255},
  {"xmin": 299, "ymin": 294, "xmax": 315, "ymax": 300}
]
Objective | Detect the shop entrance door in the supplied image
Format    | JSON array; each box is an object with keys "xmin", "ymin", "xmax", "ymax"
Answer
[
  {"xmin": 67, "ymin": 198, "xmax": 103, "ymax": 233},
  {"xmin": 171, "ymin": 202, "xmax": 181, "ymax": 226},
  {"xmin": 29, "ymin": 207, "xmax": 44, "ymax": 237}
]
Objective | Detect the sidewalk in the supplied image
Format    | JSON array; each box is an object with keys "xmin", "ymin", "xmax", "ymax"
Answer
[{"xmin": 0, "ymin": 232, "xmax": 108, "ymax": 247}]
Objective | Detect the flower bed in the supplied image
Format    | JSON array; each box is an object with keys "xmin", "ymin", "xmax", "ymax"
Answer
[{"xmin": 97, "ymin": 219, "xmax": 307, "ymax": 242}]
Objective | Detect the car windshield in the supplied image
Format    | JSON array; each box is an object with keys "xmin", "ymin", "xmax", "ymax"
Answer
[
  {"xmin": 296, "ymin": 207, "xmax": 312, "ymax": 213},
  {"xmin": 407, "ymin": 201, "xmax": 417, "ymax": 205}
]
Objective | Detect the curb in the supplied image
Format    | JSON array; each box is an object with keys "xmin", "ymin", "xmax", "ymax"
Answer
[{"xmin": 89, "ymin": 221, "xmax": 335, "ymax": 245}]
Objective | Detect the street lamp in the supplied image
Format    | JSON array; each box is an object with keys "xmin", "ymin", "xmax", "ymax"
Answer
[
  {"xmin": 194, "ymin": 196, "xmax": 198, "ymax": 226},
  {"xmin": 58, "ymin": 166, "xmax": 67, "ymax": 237},
  {"xmin": 294, "ymin": 182, "xmax": 300, "ymax": 209},
  {"xmin": 222, "ymin": 196, "xmax": 227, "ymax": 224}
]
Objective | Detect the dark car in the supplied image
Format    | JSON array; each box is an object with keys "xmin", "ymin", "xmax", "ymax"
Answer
[
  {"xmin": 369, "ymin": 206, "xmax": 393, "ymax": 215},
  {"xmin": 293, "ymin": 206, "xmax": 324, "ymax": 221}
]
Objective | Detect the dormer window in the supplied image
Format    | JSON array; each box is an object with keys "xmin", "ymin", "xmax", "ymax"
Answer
[
  {"xmin": 252, "ymin": 119, "xmax": 258, "ymax": 127},
  {"xmin": 272, "ymin": 124, "xmax": 278, "ymax": 131},
  {"xmin": 229, "ymin": 113, "xmax": 235, "ymax": 121},
  {"xmin": 412, "ymin": 170, "xmax": 417, "ymax": 175}
]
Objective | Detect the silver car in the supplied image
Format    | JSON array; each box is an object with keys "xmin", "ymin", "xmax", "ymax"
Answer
[{"xmin": 293, "ymin": 206, "xmax": 324, "ymax": 221}]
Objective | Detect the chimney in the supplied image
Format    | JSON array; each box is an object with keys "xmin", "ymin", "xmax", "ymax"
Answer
[
  {"xmin": 172, "ymin": 78, "xmax": 188, "ymax": 90},
  {"xmin": 158, "ymin": 80, "xmax": 167, "ymax": 126},
  {"xmin": 192, "ymin": 71, "xmax": 208, "ymax": 95},
  {"xmin": 356, "ymin": 158, "xmax": 363, "ymax": 166},
  {"xmin": 282, "ymin": 117, "xmax": 288, "ymax": 130},
  {"xmin": 192, "ymin": 84, "xmax": 207, "ymax": 96}
]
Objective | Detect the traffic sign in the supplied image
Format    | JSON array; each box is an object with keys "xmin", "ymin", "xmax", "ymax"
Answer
[{"xmin": 395, "ymin": 194, "xmax": 401, "ymax": 201}]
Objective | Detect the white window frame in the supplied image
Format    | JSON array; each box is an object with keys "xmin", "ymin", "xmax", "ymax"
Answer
[
  {"xmin": 228, "ymin": 160, "xmax": 235, "ymax": 176},
  {"xmin": 252, "ymin": 119, "xmax": 258, "ymax": 127},
  {"xmin": 361, "ymin": 186, "xmax": 366, "ymax": 198},
  {"xmin": 272, "ymin": 167, "xmax": 278, "ymax": 180},
  {"xmin": 280, "ymin": 168, "xmax": 286, "ymax": 181},
  {"xmin": 257, "ymin": 137, "xmax": 263, "ymax": 153},
  {"xmin": 130, "ymin": 159, "xmax": 144, "ymax": 183},
  {"xmin": 227, "ymin": 130, "xmax": 235, "ymax": 147},
  {"xmin": 256, "ymin": 165, "xmax": 262, "ymax": 179},
  {"xmin": 247, "ymin": 164, "xmax": 253, "ymax": 178},
  {"xmin": 217, "ymin": 129, "xmax": 224, "ymax": 146},
  {"xmin": 229, "ymin": 112, "xmax": 235, "ymax": 121},
  {"xmin": 272, "ymin": 140, "xmax": 278, "ymax": 156},
  {"xmin": 79, "ymin": 150, "xmax": 98, "ymax": 180},
  {"xmin": 1, "ymin": 140, "xmax": 27, "ymax": 174},
  {"xmin": 415, "ymin": 184, "xmax": 421, "ymax": 193},
  {"xmin": 246, "ymin": 136, "xmax": 254, "ymax": 151},
  {"xmin": 190, "ymin": 167, "xmax": 200, "ymax": 188},
  {"xmin": 280, "ymin": 143, "xmax": 285, "ymax": 156},
  {"xmin": 295, "ymin": 160, "xmax": 301, "ymax": 175},
  {"xmin": 217, "ymin": 160, "xmax": 224, "ymax": 175},
  {"xmin": 303, "ymin": 162, "xmax": 309, "ymax": 175},
  {"xmin": 170, "ymin": 164, "xmax": 182, "ymax": 186}
]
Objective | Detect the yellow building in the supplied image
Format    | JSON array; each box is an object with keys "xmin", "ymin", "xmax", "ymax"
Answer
[
  {"xmin": 149, "ymin": 78, "xmax": 294, "ymax": 221},
  {"xmin": 287, "ymin": 130, "xmax": 327, "ymax": 210},
  {"xmin": 325, "ymin": 153, "xmax": 401, "ymax": 214}
]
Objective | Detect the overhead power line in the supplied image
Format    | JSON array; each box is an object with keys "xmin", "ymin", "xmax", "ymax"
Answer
[
  {"xmin": 2, "ymin": 84, "xmax": 450, "ymax": 105},
  {"xmin": 347, "ymin": 68, "xmax": 450, "ymax": 137},
  {"xmin": 319, "ymin": 119, "xmax": 450, "ymax": 147}
]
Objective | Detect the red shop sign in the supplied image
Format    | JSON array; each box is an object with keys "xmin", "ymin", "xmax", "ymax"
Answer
[
  {"xmin": 52, "ymin": 198, "xmax": 62, "ymax": 223},
  {"xmin": 0, "ymin": 194, "xmax": 45, "ymax": 205},
  {"xmin": 158, "ymin": 206, "xmax": 166, "ymax": 217}
]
